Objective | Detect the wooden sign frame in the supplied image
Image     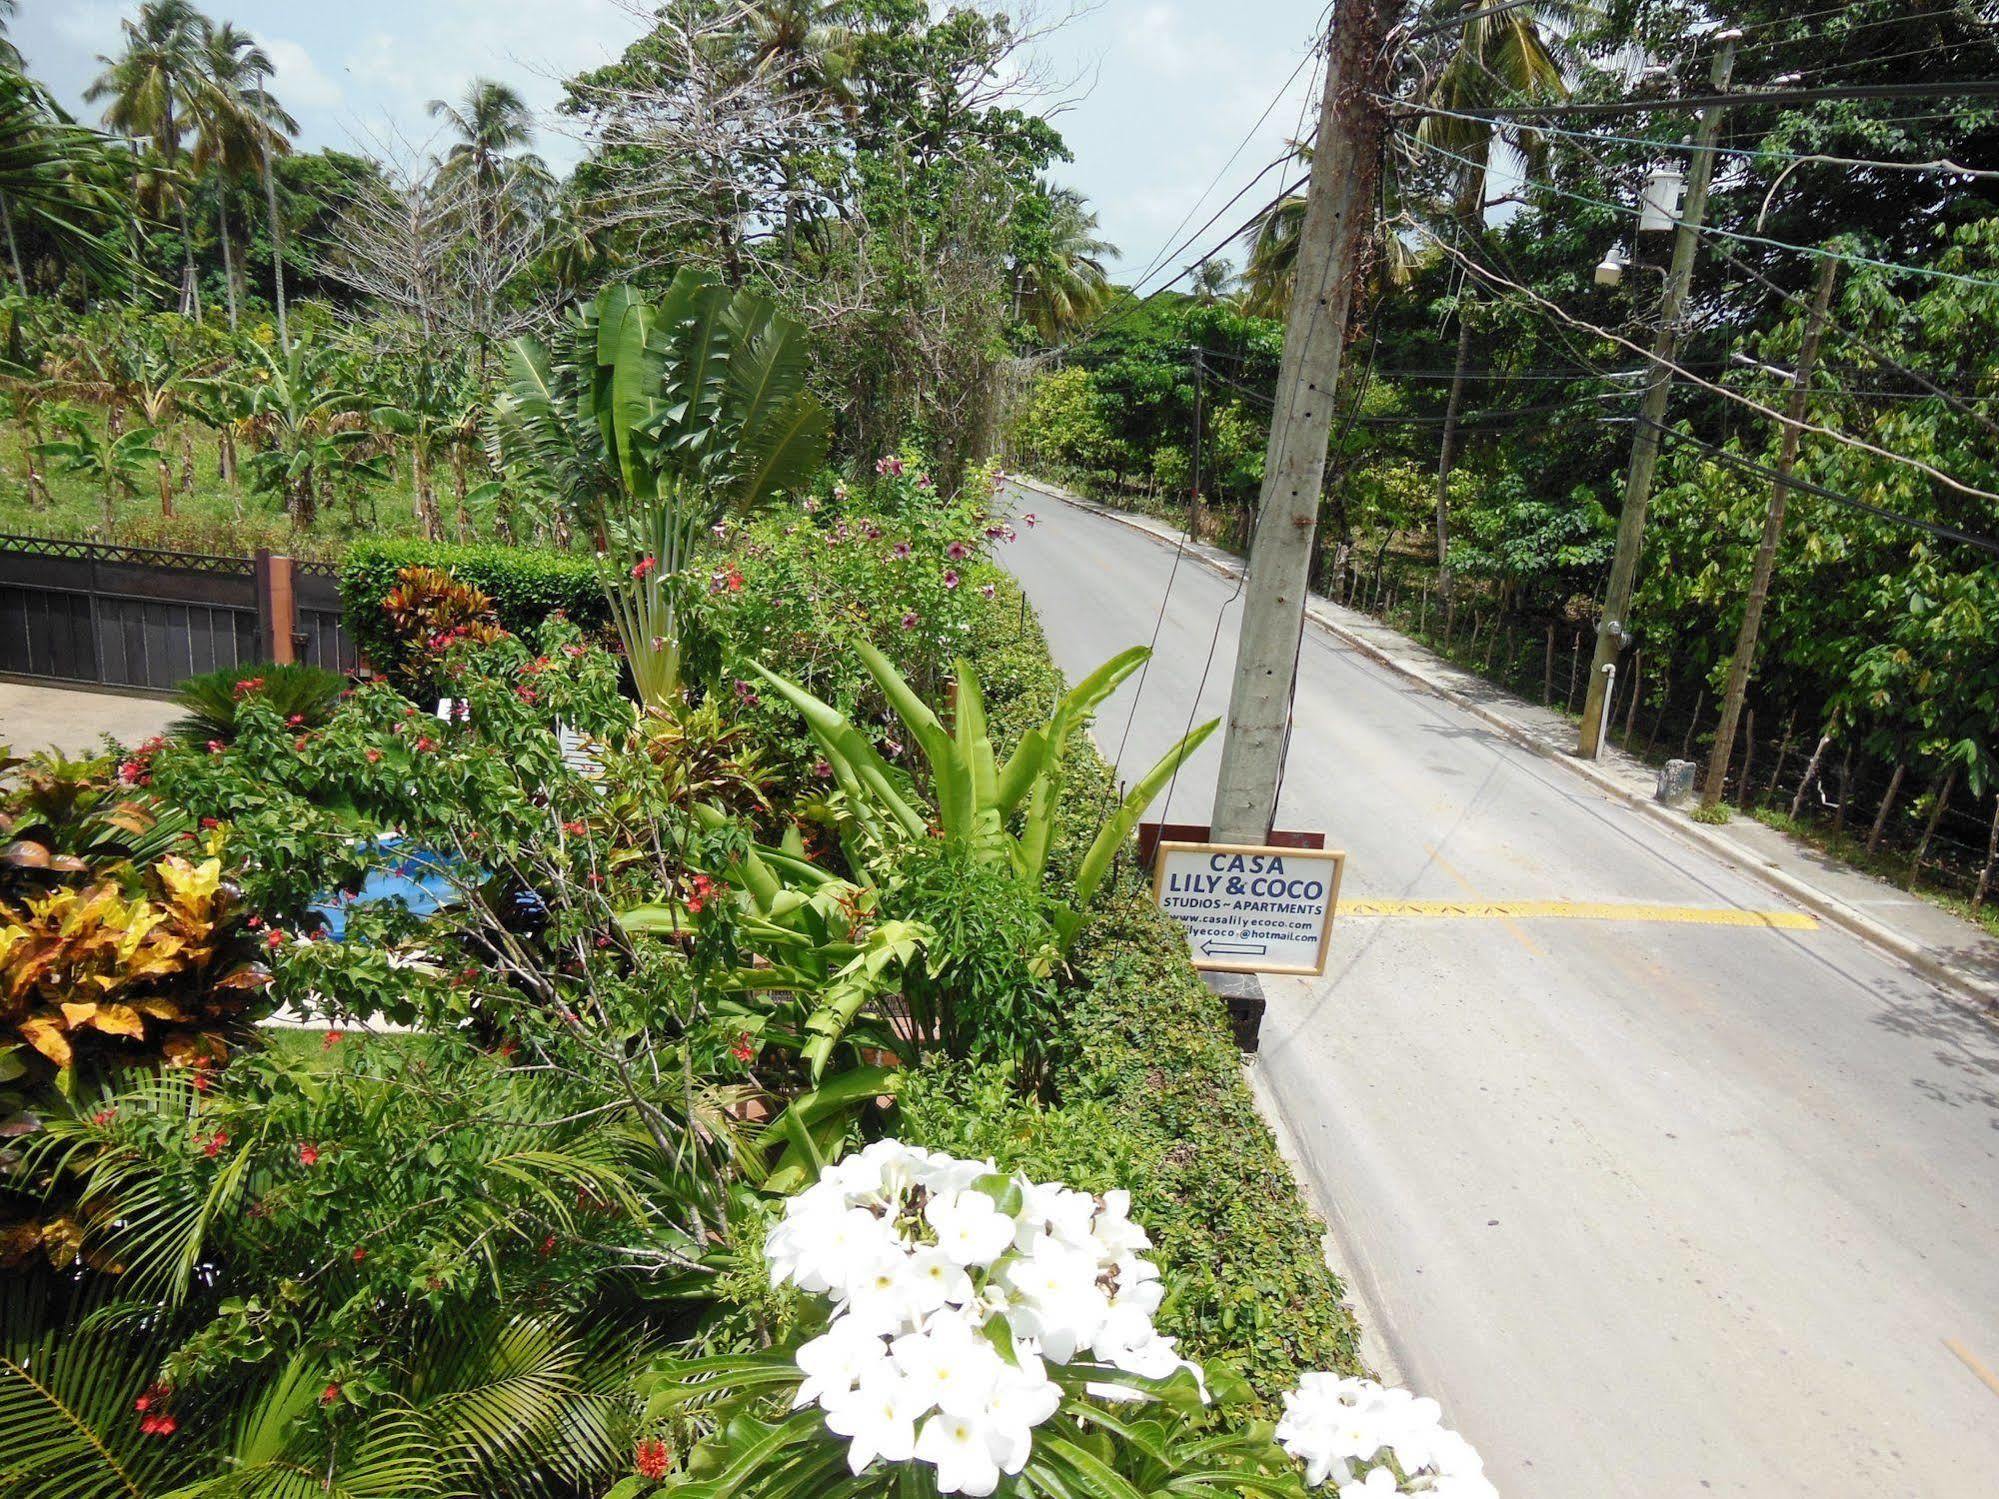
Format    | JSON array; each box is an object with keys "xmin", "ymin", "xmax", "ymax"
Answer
[{"xmin": 1151, "ymin": 840, "xmax": 1346, "ymax": 977}]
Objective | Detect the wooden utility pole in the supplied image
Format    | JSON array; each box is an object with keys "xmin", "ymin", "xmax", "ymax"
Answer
[
  {"xmin": 1577, "ymin": 33, "xmax": 1737, "ymax": 759},
  {"xmin": 1700, "ymin": 253, "xmax": 1838, "ymax": 809},
  {"xmin": 1211, "ymin": 0, "xmax": 1404, "ymax": 843}
]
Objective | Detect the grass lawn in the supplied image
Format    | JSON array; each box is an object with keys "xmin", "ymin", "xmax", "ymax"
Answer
[{"xmin": 0, "ymin": 415, "xmax": 434, "ymax": 559}]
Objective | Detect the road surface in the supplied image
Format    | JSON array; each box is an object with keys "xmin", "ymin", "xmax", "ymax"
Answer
[{"xmin": 1003, "ymin": 492, "xmax": 1999, "ymax": 1498}]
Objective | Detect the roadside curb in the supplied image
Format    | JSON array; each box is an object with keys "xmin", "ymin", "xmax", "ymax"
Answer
[{"xmin": 1010, "ymin": 475, "xmax": 1999, "ymax": 1011}]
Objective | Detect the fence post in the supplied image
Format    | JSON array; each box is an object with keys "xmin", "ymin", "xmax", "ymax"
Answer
[{"xmin": 254, "ymin": 548, "xmax": 298, "ymax": 666}]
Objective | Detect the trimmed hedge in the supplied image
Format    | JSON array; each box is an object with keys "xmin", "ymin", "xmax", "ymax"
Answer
[
  {"xmin": 900, "ymin": 573, "xmax": 1366, "ymax": 1402},
  {"xmin": 339, "ymin": 540, "xmax": 608, "ymax": 675}
]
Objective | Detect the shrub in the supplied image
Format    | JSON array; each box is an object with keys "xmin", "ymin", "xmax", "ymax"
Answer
[
  {"xmin": 169, "ymin": 662, "xmax": 347, "ymax": 745},
  {"xmin": 340, "ymin": 540, "xmax": 607, "ymax": 677}
]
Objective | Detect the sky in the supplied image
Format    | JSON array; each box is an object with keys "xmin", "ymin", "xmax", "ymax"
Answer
[{"xmin": 14, "ymin": 0, "xmax": 1332, "ymax": 279}]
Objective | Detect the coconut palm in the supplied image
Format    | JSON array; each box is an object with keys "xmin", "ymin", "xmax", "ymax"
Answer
[
  {"xmin": 1014, "ymin": 187, "xmax": 1115, "ymax": 341},
  {"xmin": 86, "ymin": 0, "xmax": 210, "ymax": 317},
  {"xmin": 1191, "ymin": 256, "xmax": 1236, "ymax": 305},
  {"xmin": 428, "ymin": 77, "xmax": 542, "ymax": 199},
  {"xmin": 190, "ymin": 22, "xmax": 296, "ymax": 331},
  {"xmin": 0, "ymin": 67, "xmax": 128, "ymax": 293},
  {"xmin": 1410, "ymin": 0, "xmax": 1566, "ymax": 600}
]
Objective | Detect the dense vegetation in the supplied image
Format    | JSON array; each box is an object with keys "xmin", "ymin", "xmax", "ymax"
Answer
[{"xmin": 1007, "ymin": 0, "xmax": 1999, "ymax": 915}]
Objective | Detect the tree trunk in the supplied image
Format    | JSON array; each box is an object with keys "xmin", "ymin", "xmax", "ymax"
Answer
[
  {"xmin": 1832, "ymin": 743, "xmax": 1854, "ymax": 833},
  {"xmin": 1623, "ymin": 650, "xmax": 1645, "ymax": 747},
  {"xmin": 260, "ymin": 115, "xmax": 289, "ymax": 349},
  {"xmin": 1766, "ymin": 711, "xmax": 1797, "ymax": 805},
  {"xmin": 1905, "ymin": 765, "xmax": 1957, "ymax": 890},
  {"xmin": 413, "ymin": 445, "xmax": 438, "ymax": 541},
  {"xmin": 452, "ymin": 443, "xmax": 470, "ymax": 541},
  {"xmin": 1789, "ymin": 732, "xmax": 1833, "ymax": 820},
  {"xmin": 179, "ymin": 426, "xmax": 196, "ymax": 496},
  {"xmin": 1736, "ymin": 707, "xmax": 1755, "ymax": 804},
  {"xmin": 215, "ymin": 182, "xmax": 240, "ymax": 331},
  {"xmin": 1435, "ymin": 308, "xmax": 1472, "ymax": 608},
  {"xmin": 218, "ymin": 425, "xmax": 237, "ymax": 485},
  {"xmin": 1973, "ymin": 796, "xmax": 1998, "ymax": 912},
  {"xmin": 1866, "ymin": 757, "xmax": 1908, "ymax": 855},
  {"xmin": 156, "ymin": 457, "xmax": 174, "ymax": 519},
  {"xmin": 0, "ymin": 190, "xmax": 25, "ymax": 293},
  {"xmin": 18, "ymin": 417, "xmax": 47, "ymax": 506}
]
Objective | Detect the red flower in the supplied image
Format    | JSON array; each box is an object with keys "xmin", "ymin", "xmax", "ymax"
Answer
[
  {"xmin": 192, "ymin": 1071, "xmax": 214, "ymax": 1095},
  {"xmin": 93, "ymin": 1108, "xmax": 117, "ymax": 1126},
  {"xmin": 207, "ymin": 739, "xmax": 226, "ymax": 754},
  {"xmin": 294, "ymin": 736, "xmax": 309, "ymax": 752},
  {"xmin": 515, "ymin": 687, "xmax": 538, "ymax": 704},
  {"xmin": 631, "ymin": 555, "xmax": 657, "ymax": 580},
  {"xmin": 415, "ymin": 736, "xmax": 437, "ymax": 753},
  {"xmin": 634, "ymin": 1438, "xmax": 672, "ymax": 1480},
  {"xmin": 287, "ymin": 713, "xmax": 306, "ymax": 727},
  {"xmin": 203, "ymin": 1129, "xmax": 229, "ymax": 1157},
  {"xmin": 265, "ymin": 928, "xmax": 287, "ymax": 949},
  {"xmin": 297, "ymin": 1142, "xmax": 320, "ymax": 1167},
  {"xmin": 365, "ymin": 747, "xmax": 383, "ymax": 764},
  {"xmin": 320, "ymin": 1383, "xmax": 341, "ymax": 1407},
  {"xmin": 134, "ymin": 1384, "xmax": 168, "ymax": 1413},
  {"xmin": 233, "ymin": 676, "xmax": 265, "ymax": 698},
  {"xmin": 352, "ymin": 1245, "xmax": 367, "ymax": 1262},
  {"xmin": 539, "ymin": 1233, "xmax": 558, "ymax": 1257},
  {"xmin": 323, "ymin": 1030, "xmax": 344, "ymax": 1049},
  {"xmin": 730, "ymin": 1032, "xmax": 756, "ymax": 1063},
  {"xmin": 199, "ymin": 816, "xmax": 220, "ymax": 829},
  {"xmin": 562, "ymin": 820, "xmax": 587, "ymax": 836}
]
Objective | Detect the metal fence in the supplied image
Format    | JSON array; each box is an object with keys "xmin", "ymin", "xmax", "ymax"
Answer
[{"xmin": 0, "ymin": 534, "xmax": 355, "ymax": 693}]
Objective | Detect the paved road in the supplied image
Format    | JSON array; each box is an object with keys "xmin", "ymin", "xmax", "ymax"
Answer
[{"xmin": 1003, "ymin": 492, "xmax": 1999, "ymax": 1498}]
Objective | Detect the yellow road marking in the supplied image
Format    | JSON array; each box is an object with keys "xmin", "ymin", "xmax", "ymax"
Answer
[
  {"xmin": 1945, "ymin": 1338, "xmax": 1999, "ymax": 1402},
  {"xmin": 1343, "ymin": 899, "xmax": 1818, "ymax": 930},
  {"xmin": 1424, "ymin": 846, "xmax": 1543, "ymax": 956}
]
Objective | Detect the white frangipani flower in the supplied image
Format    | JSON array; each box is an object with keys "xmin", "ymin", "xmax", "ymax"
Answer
[
  {"xmin": 768, "ymin": 1141, "xmax": 1225, "ymax": 1491},
  {"xmin": 1277, "ymin": 1371, "xmax": 1495, "ymax": 1496}
]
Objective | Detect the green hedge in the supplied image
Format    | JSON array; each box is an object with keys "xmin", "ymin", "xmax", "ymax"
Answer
[
  {"xmin": 899, "ymin": 575, "xmax": 1365, "ymax": 1402},
  {"xmin": 339, "ymin": 540, "xmax": 608, "ymax": 674}
]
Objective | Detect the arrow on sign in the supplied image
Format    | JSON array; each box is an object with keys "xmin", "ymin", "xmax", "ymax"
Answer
[{"xmin": 1198, "ymin": 938, "xmax": 1268, "ymax": 957}]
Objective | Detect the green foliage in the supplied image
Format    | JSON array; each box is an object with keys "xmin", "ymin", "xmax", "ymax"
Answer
[
  {"xmin": 169, "ymin": 662, "xmax": 346, "ymax": 745},
  {"xmin": 339, "ymin": 538, "xmax": 608, "ymax": 681},
  {"xmin": 750, "ymin": 640, "xmax": 1217, "ymax": 946}
]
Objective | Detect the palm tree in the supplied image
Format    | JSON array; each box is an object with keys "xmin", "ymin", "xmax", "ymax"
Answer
[
  {"xmin": 1015, "ymin": 188, "xmax": 1115, "ymax": 341},
  {"xmin": 1191, "ymin": 257, "xmax": 1235, "ymax": 305},
  {"xmin": 86, "ymin": 0, "xmax": 210, "ymax": 318},
  {"xmin": 191, "ymin": 22, "xmax": 296, "ymax": 331},
  {"xmin": 1411, "ymin": 0, "xmax": 1565, "ymax": 602},
  {"xmin": 428, "ymin": 77, "xmax": 538, "ymax": 197},
  {"xmin": 0, "ymin": 66, "xmax": 128, "ymax": 293},
  {"xmin": 428, "ymin": 79, "xmax": 543, "ymax": 375},
  {"xmin": 747, "ymin": 0, "xmax": 856, "ymax": 259}
]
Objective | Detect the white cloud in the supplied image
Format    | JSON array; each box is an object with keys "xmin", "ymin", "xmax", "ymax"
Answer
[{"xmin": 264, "ymin": 38, "xmax": 344, "ymax": 112}]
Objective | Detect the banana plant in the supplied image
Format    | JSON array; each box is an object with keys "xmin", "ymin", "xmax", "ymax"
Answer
[
  {"xmin": 498, "ymin": 269, "xmax": 831, "ymax": 708},
  {"xmin": 750, "ymin": 643, "xmax": 1218, "ymax": 944},
  {"xmin": 33, "ymin": 403, "xmax": 161, "ymax": 531}
]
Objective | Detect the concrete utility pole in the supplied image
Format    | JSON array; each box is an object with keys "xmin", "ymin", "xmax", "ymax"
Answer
[
  {"xmin": 1211, "ymin": 0, "xmax": 1404, "ymax": 844},
  {"xmin": 1577, "ymin": 33, "xmax": 1737, "ymax": 759},
  {"xmin": 1700, "ymin": 253, "xmax": 1837, "ymax": 809}
]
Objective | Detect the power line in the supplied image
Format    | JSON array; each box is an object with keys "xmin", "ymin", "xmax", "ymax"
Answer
[
  {"xmin": 1403, "ymin": 96, "xmax": 1999, "ymax": 180},
  {"xmin": 1410, "ymin": 221, "xmax": 1999, "ymax": 505},
  {"xmin": 1397, "ymin": 127, "xmax": 1999, "ymax": 291},
  {"xmin": 1396, "ymin": 77, "xmax": 1999, "ymax": 120},
  {"xmin": 1634, "ymin": 414, "xmax": 1999, "ymax": 557}
]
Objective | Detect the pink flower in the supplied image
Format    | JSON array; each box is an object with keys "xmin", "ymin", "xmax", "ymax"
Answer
[
  {"xmin": 980, "ymin": 583, "xmax": 996, "ymax": 599},
  {"xmin": 207, "ymin": 739, "xmax": 226, "ymax": 755},
  {"xmin": 734, "ymin": 679, "xmax": 760, "ymax": 706},
  {"xmin": 892, "ymin": 541, "xmax": 911, "ymax": 560},
  {"xmin": 297, "ymin": 1142, "xmax": 320, "ymax": 1167},
  {"xmin": 946, "ymin": 540, "xmax": 970, "ymax": 560},
  {"xmin": 1023, "ymin": 513, "xmax": 1039, "ymax": 526},
  {"xmin": 875, "ymin": 455, "xmax": 904, "ymax": 477},
  {"xmin": 900, "ymin": 611, "xmax": 919, "ymax": 630},
  {"xmin": 811, "ymin": 757, "xmax": 832, "ymax": 779},
  {"xmin": 942, "ymin": 569, "xmax": 960, "ymax": 590}
]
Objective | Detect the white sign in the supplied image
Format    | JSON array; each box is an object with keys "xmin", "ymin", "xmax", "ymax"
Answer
[{"xmin": 1152, "ymin": 841, "xmax": 1344, "ymax": 976}]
